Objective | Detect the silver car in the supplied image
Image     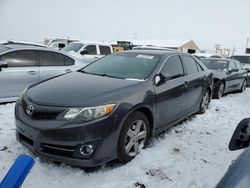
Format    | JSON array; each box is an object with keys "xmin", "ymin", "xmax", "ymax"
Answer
[{"xmin": 0, "ymin": 43, "xmax": 88, "ymax": 103}]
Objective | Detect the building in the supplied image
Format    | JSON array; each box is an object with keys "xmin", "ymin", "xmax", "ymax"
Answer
[{"xmin": 128, "ymin": 39, "xmax": 200, "ymax": 54}]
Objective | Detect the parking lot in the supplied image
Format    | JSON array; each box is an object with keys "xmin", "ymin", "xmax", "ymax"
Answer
[{"xmin": 0, "ymin": 89, "xmax": 249, "ymax": 188}]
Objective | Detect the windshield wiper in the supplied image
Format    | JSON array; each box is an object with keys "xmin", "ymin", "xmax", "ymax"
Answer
[
  {"xmin": 79, "ymin": 70, "xmax": 124, "ymax": 79},
  {"xmin": 100, "ymin": 74, "xmax": 124, "ymax": 79}
]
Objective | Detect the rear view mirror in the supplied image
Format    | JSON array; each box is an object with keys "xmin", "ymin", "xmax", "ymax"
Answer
[
  {"xmin": 80, "ymin": 49, "xmax": 89, "ymax": 55},
  {"xmin": 229, "ymin": 118, "xmax": 250, "ymax": 151}
]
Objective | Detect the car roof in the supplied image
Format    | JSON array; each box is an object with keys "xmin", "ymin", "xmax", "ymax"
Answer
[
  {"xmin": 123, "ymin": 49, "xmax": 180, "ymax": 56},
  {"xmin": 1, "ymin": 41, "xmax": 47, "ymax": 48},
  {"xmin": 0, "ymin": 44, "xmax": 77, "ymax": 60},
  {"xmin": 200, "ymin": 58, "xmax": 230, "ymax": 61},
  {"xmin": 70, "ymin": 41, "xmax": 112, "ymax": 46},
  {"xmin": 231, "ymin": 54, "xmax": 250, "ymax": 57}
]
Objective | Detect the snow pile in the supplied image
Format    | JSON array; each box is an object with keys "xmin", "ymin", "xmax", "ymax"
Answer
[{"xmin": 1, "ymin": 90, "xmax": 250, "ymax": 188}]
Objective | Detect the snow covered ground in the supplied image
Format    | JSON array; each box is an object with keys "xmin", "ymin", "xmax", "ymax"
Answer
[{"xmin": 1, "ymin": 90, "xmax": 250, "ymax": 188}]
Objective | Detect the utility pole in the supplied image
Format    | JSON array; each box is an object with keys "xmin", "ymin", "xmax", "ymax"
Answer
[
  {"xmin": 232, "ymin": 46, "xmax": 235, "ymax": 56},
  {"xmin": 246, "ymin": 38, "xmax": 249, "ymax": 53},
  {"xmin": 215, "ymin": 44, "xmax": 221, "ymax": 54}
]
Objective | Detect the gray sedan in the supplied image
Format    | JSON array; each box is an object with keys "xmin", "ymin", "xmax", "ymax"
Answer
[{"xmin": 0, "ymin": 43, "xmax": 88, "ymax": 103}]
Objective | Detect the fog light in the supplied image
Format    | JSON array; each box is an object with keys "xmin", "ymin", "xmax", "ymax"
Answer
[{"xmin": 80, "ymin": 145, "xmax": 94, "ymax": 156}]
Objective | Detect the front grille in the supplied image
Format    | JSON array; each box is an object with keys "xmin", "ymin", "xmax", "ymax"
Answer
[
  {"xmin": 41, "ymin": 143, "xmax": 76, "ymax": 158},
  {"xmin": 32, "ymin": 112, "xmax": 60, "ymax": 120},
  {"xmin": 21, "ymin": 98, "xmax": 61, "ymax": 120},
  {"xmin": 19, "ymin": 133, "xmax": 34, "ymax": 146}
]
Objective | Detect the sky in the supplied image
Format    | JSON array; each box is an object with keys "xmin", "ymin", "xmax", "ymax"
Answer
[{"xmin": 0, "ymin": 0, "xmax": 250, "ymax": 53}]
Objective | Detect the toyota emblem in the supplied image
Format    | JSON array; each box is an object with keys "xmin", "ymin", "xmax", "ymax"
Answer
[{"xmin": 26, "ymin": 104, "xmax": 34, "ymax": 115}]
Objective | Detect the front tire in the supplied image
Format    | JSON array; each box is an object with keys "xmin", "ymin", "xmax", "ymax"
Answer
[
  {"xmin": 214, "ymin": 81, "xmax": 225, "ymax": 99},
  {"xmin": 198, "ymin": 89, "xmax": 210, "ymax": 114},
  {"xmin": 240, "ymin": 79, "xmax": 247, "ymax": 93},
  {"xmin": 117, "ymin": 111, "xmax": 150, "ymax": 163}
]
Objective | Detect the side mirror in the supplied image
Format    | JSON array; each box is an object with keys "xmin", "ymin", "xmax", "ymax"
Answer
[
  {"xmin": 229, "ymin": 118, "xmax": 250, "ymax": 151},
  {"xmin": 154, "ymin": 73, "xmax": 169, "ymax": 86},
  {"xmin": 80, "ymin": 49, "xmax": 89, "ymax": 55},
  {"xmin": 0, "ymin": 61, "xmax": 8, "ymax": 69},
  {"xmin": 58, "ymin": 43, "xmax": 65, "ymax": 49}
]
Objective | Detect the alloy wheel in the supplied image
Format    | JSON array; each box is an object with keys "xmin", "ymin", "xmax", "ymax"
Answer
[
  {"xmin": 242, "ymin": 80, "xmax": 247, "ymax": 92},
  {"xmin": 124, "ymin": 120, "xmax": 147, "ymax": 157},
  {"xmin": 201, "ymin": 91, "xmax": 209, "ymax": 113},
  {"xmin": 218, "ymin": 83, "xmax": 225, "ymax": 98}
]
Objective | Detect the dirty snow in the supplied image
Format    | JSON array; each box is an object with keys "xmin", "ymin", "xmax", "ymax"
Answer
[{"xmin": 1, "ymin": 90, "xmax": 250, "ymax": 188}]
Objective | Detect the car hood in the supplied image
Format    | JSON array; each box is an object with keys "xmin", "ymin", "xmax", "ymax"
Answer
[
  {"xmin": 26, "ymin": 72, "xmax": 143, "ymax": 107},
  {"xmin": 211, "ymin": 70, "xmax": 227, "ymax": 79}
]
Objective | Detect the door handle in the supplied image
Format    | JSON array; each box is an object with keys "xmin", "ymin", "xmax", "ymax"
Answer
[
  {"xmin": 65, "ymin": 69, "xmax": 72, "ymax": 73},
  {"xmin": 94, "ymin": 56, "xmax": 99, "ymax": 59},
  {"xmin": 27, "ymin": 71, "xmax": 38, "ymax": 75}
]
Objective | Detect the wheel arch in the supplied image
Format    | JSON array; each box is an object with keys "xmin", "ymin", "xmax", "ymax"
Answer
[{"xmin": 132, "ymin": 107, "xmax": 154, "ymax": 137}]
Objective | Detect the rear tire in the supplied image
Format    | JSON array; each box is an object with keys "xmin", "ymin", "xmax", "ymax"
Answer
[
  {"xmin": 240, "ymin": 79, "xmax": 247, "ymax": 93},
  {"xmin": 214, "ymin": 81, "xmax": 225, "ymax": 99},
  {"xmin": 117, "ymin": 111, "xmax": 150, "ymax": 163},
  {"xmin": 198, "ymin": 89, "xmax": 210, "ymax": 114}
]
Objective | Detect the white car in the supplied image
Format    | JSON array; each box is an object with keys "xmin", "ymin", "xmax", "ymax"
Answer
[
  {"xmin": 62, "ymin": 41, "xmax": 113, "ymax": 61},
  {"xmin": 0, "ymin": 43, "xmax": 88, "ymax": 103}
]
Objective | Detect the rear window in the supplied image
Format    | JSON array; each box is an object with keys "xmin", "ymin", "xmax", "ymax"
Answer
[
  {"xmin": 231, "ymin": 55, "xmax": 250, "ymax": 64},
  {"xmin": 99, "ymin": 46, "xmax": 111, "ymax": 55}
]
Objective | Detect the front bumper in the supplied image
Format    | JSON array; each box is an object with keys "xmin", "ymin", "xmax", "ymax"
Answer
[{"xmin": 15, "ymin": 98, "xmax": 123, "ymax": 167}]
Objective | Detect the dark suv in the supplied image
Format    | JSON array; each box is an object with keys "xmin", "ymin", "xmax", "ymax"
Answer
[{"xmin": 15, "ymin": 50, "xmax": 213, "ymax": 167}]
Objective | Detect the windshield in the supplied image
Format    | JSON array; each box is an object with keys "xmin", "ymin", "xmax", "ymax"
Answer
[
  {"xmin": 200, "ymin": 59, "xmax": 229, "ymax": 70},
  {"xmin": 231, "ymin": 56, "xmax": 250, "ymax": 64},
  {"xmin": 63, "ymin": 42, "xmax": 83, "ymax": 52},
  {"xmin": 82, "ymin": 53, "xmax": 161, "ymax": 80}
]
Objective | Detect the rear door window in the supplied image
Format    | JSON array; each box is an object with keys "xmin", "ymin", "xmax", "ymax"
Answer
[
  {"xmin": 65, "ymin": 56, "xmax": 75, "ymax": 66},
  {"xmin": 181, "ymin": 55, "xmax": 199, "ymax": 74},
  {"xmin": 161, "ymin": 55, "xmax": 184, "ymax": 79},
  {"xmin": 40, "ymin": 51, "xmax": 75, "ymax": 66},
  {"xmin": 0, "ymin": 50, "xmax": 37, "ymax": 67},
  {"xmin": 99, "ymin": 46, "xmax": 111, "ymax": 55},
  {"xmin": 40, "ymin": 51, "xmax": 65, "ymax": 66}
]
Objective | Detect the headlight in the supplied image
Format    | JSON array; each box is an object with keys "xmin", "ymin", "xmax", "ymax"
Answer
[{"xmin": 57, "ymin": 104, "xmax": 116, "ymax": 123}]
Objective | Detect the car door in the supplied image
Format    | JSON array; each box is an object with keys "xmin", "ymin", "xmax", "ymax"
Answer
[
  {"xmin": 0, "ymin": 50, "xmax": 39, "ymax": 101},
  {"xmin": 39, "ymin": 50, "xmax": 76, "ymax": 81},
  {"xmin": 80, "ymin": 45, "xmax": 99, "ymax": 59},
  {"xmin": 226, "ymin": 60, "xmax": 240, "ymax": 91},
  {"xmin": 180, "ymin": 55, "xmax": 204, "ymax": 112},
  {"xmin": 154, "ymin": 55, "xmax": 188, "ymax": 128},
  {"xmin": 234, "ymin": 60, "xmax": 246, "ymax": 89}
]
